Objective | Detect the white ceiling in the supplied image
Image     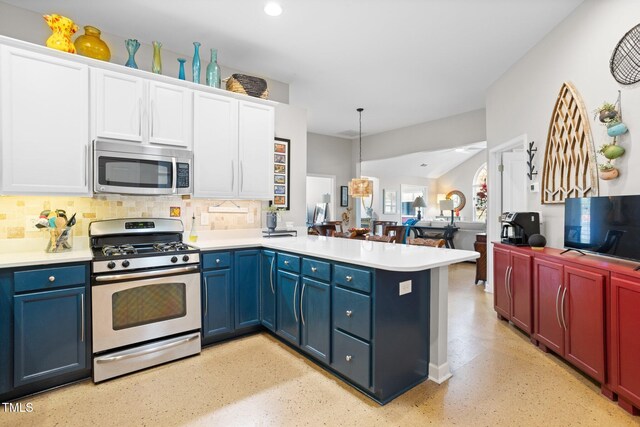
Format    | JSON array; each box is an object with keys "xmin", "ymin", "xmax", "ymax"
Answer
[
  {"xmin": 4, "ymin": 0, "xmax": 584, "ymax": 137},
  {"xmin": 362, "ymin": 142, "xmax": 486, "ymax": 179}
]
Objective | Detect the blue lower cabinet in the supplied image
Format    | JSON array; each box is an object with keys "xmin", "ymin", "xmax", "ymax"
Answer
[
  {"xmin": 276, "ymin": 270, "xmax": 300, "ymax": 345},
  {"xmin": 234, "ymin": 250, "xmax": 260, "ymax": 329},
  {"xmin": 0, "ymin": 271, "xmax": 13, "ymax": 394},
  {"xmin": 202, "ymin": 269, "xmax": 233, "ymax": 338},
  {"xmin": 300, "ymin": 277, "xmax": 331, "ymax": 363},
  {"xmin": 260, "ymin": 251, "xmax": 276, "ymax": 331},
  {"xmin": 332, "ymin": 329, "xmax": 371, "ymax": 389},
  {"xmin": 14, "ymin": 287, "xmax": 87, "ymax": 387}
]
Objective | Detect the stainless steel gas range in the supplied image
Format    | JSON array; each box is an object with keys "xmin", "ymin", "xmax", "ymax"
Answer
[{"xmin": 89, "ymin": 218, "xmax": 201, "ymax": 382}]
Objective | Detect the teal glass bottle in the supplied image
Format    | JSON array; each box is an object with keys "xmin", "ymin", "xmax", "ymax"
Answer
[
  {"xmin": 206, "ymin": 48, "xmax": 221, "ymax": 88},
  {"xmin": 192, "ymin": 42, "xmax": 201, "ymax": 83},
  {"xmin": 152, "ymin": 41, "xmax": 162, "ymax": 74},
  {"xmin": 124, "ymin": 39, "xmax": 140, "ymax": 69},
  {"xmin": 177, "ymin": 58, "xmax": 186, "ymax": 80}
]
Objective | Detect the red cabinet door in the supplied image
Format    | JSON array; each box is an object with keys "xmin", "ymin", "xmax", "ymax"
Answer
[
  {"xmin": 493, "ymin": 246, "xmax": 511, "ymax": 319},
  {"xmin": 611, "ymin": 274, "xmax": 640, "ymax": 407},
  {"xmin": 563, "ymin": 266, "xmax": 606, "ymax": 383},
  {"xmin": 510, "ymin": 252, "xmax": 533, "ymax": 333},
  {"xmin": 533, "ymin": 258, "xmax": 564, "ymax": 354}
]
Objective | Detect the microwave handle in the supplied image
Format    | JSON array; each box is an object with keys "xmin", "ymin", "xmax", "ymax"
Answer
[{"xmin": 172, "ymin": 157, "xmax": 177, "ymax": 194}]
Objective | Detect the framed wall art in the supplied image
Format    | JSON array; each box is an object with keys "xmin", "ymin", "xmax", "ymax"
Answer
[
  {"xmin": 271, "ymin": 137, "xmax": 291, "ymax": 210},
  {"xmin": 340, "ymin": 186, "xmax": 348, "ymax": 207},
  {"xmin": 383, "ymin": 189, "xmax": 397, "ymax": 214}
]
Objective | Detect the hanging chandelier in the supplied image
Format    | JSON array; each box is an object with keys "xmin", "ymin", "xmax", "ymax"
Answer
[{"xmin": 348, "ymin": 108, "xmax": 373, "ymax": 198}]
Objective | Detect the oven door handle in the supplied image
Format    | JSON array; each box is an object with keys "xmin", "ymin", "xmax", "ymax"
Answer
[
  {"xmin": 95, "ymin": 334, "xmax": 199, "ymax": 364},
  {"xmin": 94, "ymin": 265, "xmax": 200, "ymax": 283}
]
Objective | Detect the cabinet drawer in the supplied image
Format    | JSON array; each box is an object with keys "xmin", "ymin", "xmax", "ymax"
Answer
[
  {"xmin": 334, "ymin": 265, "xmax": 371, "ymax": 293},
  {"xmin": 202, "ymin": 252, "xmax": 231, "ymax": 270},
  {"xmin": 333, "ymin": 287, "xmax": 371, "ymax": 340},
  {"xmin": 332, "ymin": 329, "xmax": 370, "ymax": 389},
  {"xmin": 302, "ymin": 258, "xmax": 331, "ymax": 282},
  {"xmin": 14, "ymin": 265, "xmax": 86, "ymax": 293},
  {"xmin": 278, "ymin": 253, "xmax": 300, "ymax": 273}
]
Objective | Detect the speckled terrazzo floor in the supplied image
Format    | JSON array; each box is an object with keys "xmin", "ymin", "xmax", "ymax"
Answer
[{"xmin": 2, "ymin": 263, "xmax": 638, "ymax": 426}]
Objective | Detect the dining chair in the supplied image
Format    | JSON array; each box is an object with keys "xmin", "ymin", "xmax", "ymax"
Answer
[
  {"xmin": 372, "ymin": 220, "xmax": 398, "ymax": 235},
  {"xmin": 312, "ymin": 224, "xmax": 337, "ymax": 237},
  {"xmin": 383, "ymin": 225, "xmax": 408, "ymax": 244}
]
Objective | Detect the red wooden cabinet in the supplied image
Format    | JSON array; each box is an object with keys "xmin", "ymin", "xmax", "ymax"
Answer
[
  {"xmin": 533, "ymin": 258, "xmax": 606, "ymax": 383},
  {"xmin": 493, "ymin": 245, "xmax": 533, "ymax": 334},
  {"xmin": 611, "ymin": 273, "xmax": 640, "ymax": 415}
]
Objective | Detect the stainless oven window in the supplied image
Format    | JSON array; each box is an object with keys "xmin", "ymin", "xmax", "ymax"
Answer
[
  {"xmin": 112, "ymin": 282, "xmax": 186, "ymax": 330},
  {"xmin": 98, "ymin": 156, "xmax": 173, "ymax": 189}
]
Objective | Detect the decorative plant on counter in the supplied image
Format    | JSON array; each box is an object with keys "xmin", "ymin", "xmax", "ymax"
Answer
[{"xmin": 594, "ymin": 93, "xmax": 628, "ymax": 180}]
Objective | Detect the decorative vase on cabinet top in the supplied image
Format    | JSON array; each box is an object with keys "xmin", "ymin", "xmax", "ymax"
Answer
[
  {"xmin": 43, "ymin": 14, "xmax": 78, "ymax": 54},
  {"xmin": 74, "ymin": 26, "xmax": 111, "ymax": 61},
  {"xmin": 206, "ymin": 48, "xmax": 221, "ymax": 88},
  {"xmin": 124, "ymin": 39, "xmax": 140, "ymax": 68},
  {"xmin": 192, "ymin": 42, "xmax": 201, "ymax": 83},
  {"xmin": 152, "ymin": 41, "xmax": 162, "ymax": 74},
  {"xmin": 177, "ymin": 58, "xmax": 186, "ymax": 80}
]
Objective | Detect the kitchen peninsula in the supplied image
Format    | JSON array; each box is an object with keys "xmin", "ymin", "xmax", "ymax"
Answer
[{"xmin": 193, "ymin": 233, "xmax": 479, "ymax": 402}]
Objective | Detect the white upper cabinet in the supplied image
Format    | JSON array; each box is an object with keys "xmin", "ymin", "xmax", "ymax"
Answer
[
  {"xmin": 0, "ymin": 46, "xmax": 90, "ymax": 195},
  {"xmin": 94, "ymin": 69, "xmax": 144, "ymax": 142},
  {"xmin": 193, "ymin": 92, "xmax": 238, "ymax": 198},
  {"xmin": 238, "ymin": 101, "xmax": 274, "ymax": 199},
  {"xmin": 193, "ymin": 97, "xmax": 274, "ymax": 200},
  {"xmin": 92, "ymin": 70, "xmax": 193, "ymax": 148}
]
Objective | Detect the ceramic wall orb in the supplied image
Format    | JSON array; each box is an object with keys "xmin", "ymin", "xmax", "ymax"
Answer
[{"xmin": 528, "ymin": 234, "xmax": 547, "ymax": 249}]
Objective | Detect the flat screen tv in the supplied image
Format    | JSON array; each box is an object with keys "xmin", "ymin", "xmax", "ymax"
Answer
[{"xmin": 564, "ymin": 195, "xmax": 640, "ymax": 263}]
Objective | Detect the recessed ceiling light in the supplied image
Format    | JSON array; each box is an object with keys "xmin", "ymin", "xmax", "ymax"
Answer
[
  {"xmin": 455, "ymin": 148, "xmax": 466, "ymax": 153},
  {"xmin": 264, "ymin": 2, "xmax": 283, "ymax": 16}
]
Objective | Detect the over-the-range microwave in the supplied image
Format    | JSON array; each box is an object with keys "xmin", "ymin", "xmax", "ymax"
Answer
[{"xmin": 93, "ymin": 140, "xmax": 192, "ymax": 195}]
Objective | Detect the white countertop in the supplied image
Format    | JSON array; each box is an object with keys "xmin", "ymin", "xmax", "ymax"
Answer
[
  {"xmin": 0, "ymin": 232, "xmax": 479, "ymax": 271},
  {"xmin": 192, "ymin": 235, "xmax": 479, "ymax": 272}
]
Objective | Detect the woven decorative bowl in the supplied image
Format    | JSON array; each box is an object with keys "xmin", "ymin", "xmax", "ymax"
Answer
[{"xmin": 226, "ymin": 74, "xmax": 269, "ymax": 99}]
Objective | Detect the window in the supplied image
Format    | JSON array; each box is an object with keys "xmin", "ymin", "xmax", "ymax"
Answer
[{"xmin": 473, "ymin": 163, "xmax": 487, "ymax": 222}]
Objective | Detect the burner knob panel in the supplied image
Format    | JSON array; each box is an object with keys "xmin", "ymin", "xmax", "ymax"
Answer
[
  {"xmin": 122, "ymin": 260, "xmax": 130, "ymax": 268},
  {"xmin": 171, "ymin": 256, "xmax": 178, "ymax": 263},
  {"xmin": 182, "ymin": 255, "xmax": 190, "ymax": 262},
  {"xmin": 107, "ymin": 261, "xmax": 116, "ymax": 269}
]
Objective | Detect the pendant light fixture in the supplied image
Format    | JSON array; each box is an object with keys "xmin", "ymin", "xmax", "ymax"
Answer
[{"xmin": 348, "ymin": 108, "xmax": 373, "ymax": 198}]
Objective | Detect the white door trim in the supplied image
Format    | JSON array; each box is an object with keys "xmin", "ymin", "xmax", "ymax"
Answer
[{"xmin": 486, "ymin": 134, "xmax": 529, "ymax": 294}]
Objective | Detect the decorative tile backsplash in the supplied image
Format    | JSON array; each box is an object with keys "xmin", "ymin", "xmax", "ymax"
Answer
[{"xmin": 0, "ymin": 195, "xmax": 265, "ymax": 239}]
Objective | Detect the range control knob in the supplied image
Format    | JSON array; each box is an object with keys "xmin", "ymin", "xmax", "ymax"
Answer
[
  {"xmin": 107, "ymin": 261, "xmax": 116, "ymax": 269},
  {"xmin": 182, "ymin": 255, "xmax": 190, "ymax": 262},
  {"xmin": 122, "ymin": 260, "xmax": 130, "ymax": 268},
  {"xmin": 171, "ymin": 256, "xmax": 178, "ymax": 263}
]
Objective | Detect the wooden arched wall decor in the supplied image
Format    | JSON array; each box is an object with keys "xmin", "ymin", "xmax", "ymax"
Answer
[{"xmin": 541, "ymin": 82, "xmax": 599, "ymax": 204}]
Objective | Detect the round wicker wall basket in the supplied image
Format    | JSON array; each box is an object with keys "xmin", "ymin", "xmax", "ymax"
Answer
[{"xmin": 225, "ymin": 74, "xmax": 269, "ymax": 99}]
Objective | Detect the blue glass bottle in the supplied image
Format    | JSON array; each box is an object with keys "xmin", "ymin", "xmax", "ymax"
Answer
[
  {"xmin": 177, "ymin": 58, "xmax": 186, "ymax": 80},
  {"xmin": 206, "ymin": 48, "xmax": 221, "ymax": 88},
  {"xmin": 124, "ymin": 39, "xmax": 140, "ymax": 69},
  {"xmin": 192, "ymin": 42, "xmax": 201, "ymax": 83}
]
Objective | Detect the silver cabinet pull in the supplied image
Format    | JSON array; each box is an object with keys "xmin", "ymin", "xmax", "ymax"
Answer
[
  {"xmin": 284, "ymin": 260, "xmax": 290, "ymax": 266},
  {"xmin": 49, "ymin": 276, "xmax": 55, "ymax": 282},
  {"xmin": 240, "ymin": 161, "xmax": 244, "ymax": 192},
  {"xmin": 269, "ymin": 256, "xmax": 275, "ymax": 295},
  {"xmin": 504, "ymin": 267, "xmax": 509, "ymax": 301},
  {"xmin": 560, "ymin": 286, "xmax": 568, "ymax": 331},
  {"xmin": 507, "ymin": 266, "xmax": 513, "ymax": 299},
  {"xmin": 83, "ymin": 145, "xmax": 88, "ymax": 186},
  {"xmin": 150, "ymin": 100, "xmax": 154, "ymax": 138},
  {"xmin": 80, "ymin": 293, "xmax": 85, "ymax": 343},
  {"xmin": 345, "ymin": 355, "xmax": 352, "ymax": 362},
  {"xmin": 346, "ymin": 275, "xmax": 353, "ymax": 282},
  {"xmin": 555, "ymin": 284, "xmax": 563, "ymax": 329},
  {"xmin": 293, "ymin": 280, "xmax": 299, "ymax": 323},
  {"xmin": 300, "ymin": 283, "xmax": 306, "ymax": 326},
  {"xmin": 231, "ymin": 160, "xmax": 234, "ymax": 191},
  {"xmin": 216, "ymin": 258, "xmax": 221, "ymax": 264},
  {"xmin": 138, "ymin": 98, "xmax": 142, "ymax": 136},
  {"xmin": 346, "ymin": 310, "xmax": 353, "ymax": 317},
  {"xmin": 204, "ymin": 276, "xmax": 209, "ymax": 317},
  {"xmin": 311, "ymin": 267, "xmax": 317, "ymax": 273}
]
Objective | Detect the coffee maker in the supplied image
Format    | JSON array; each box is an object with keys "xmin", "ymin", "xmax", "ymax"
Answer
[{"xmin": 500, "ymin": 212, "xmax": 540, "ymax": 245}]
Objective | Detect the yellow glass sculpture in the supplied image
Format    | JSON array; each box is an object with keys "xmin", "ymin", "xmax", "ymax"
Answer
[
  {"xmin": 74, "ymin": 26, "xmax": 111, "ymax": 61},
  {"xmin": 43, "ymin": 14, "xmax": 78, "ymax": 54}
]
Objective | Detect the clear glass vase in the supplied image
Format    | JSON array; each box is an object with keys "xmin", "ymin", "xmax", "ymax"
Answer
[{"xmin": 206, "ymin": 48, "xmax": 221, "ymax": 88}]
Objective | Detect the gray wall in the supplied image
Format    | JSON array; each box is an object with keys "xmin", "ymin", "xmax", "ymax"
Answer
[
  {"xmin": 0, "ymin": 1, "xmax": 289, "ymax": 103},
  {"xmin": 437, "ymin": 150, "xmax": 487, "ymax": 221},
  {"xmin": 486, "ymin": 0, "xmax": 640, "ymax": 248},
  {"xmin": 360, "ymin": 109, "xmax": 486, "ymax": 161}
]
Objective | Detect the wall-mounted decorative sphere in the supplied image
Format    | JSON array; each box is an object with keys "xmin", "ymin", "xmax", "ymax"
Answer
[{"xmin": 528, "ymin": 234, "xmax": 547, "ymax": 249}]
